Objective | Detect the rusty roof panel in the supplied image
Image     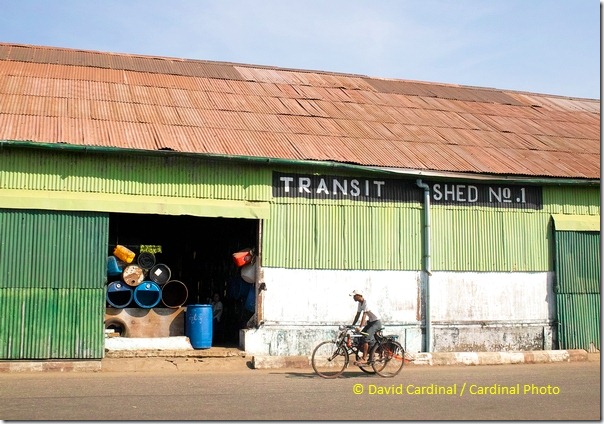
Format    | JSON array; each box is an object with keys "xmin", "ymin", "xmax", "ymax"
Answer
[
  {"xmin": 0, "ymin": 44, "xmax": 10, "ymax": 60},
  {"xmin": 0, "ymin": 43, "xmax": 599, "ymax": 179},
  {"xmin": 2, "ymin": 43, "xmax": 246, "ymax": 81}
]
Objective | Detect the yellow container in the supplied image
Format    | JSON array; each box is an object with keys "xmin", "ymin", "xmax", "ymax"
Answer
[{"xmin": 113, "ymin": 244, "xmax": 135, "ymax": 264}]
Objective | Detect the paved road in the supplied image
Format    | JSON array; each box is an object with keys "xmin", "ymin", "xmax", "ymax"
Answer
[{"xmin": 0, "ymin": 361, "xmax": 599, "ymax": 420}]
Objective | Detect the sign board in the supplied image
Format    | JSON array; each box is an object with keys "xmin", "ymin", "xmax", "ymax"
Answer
[{"xmin": 272, "ymin": 172, "xmax": 542, "ymax": 209}]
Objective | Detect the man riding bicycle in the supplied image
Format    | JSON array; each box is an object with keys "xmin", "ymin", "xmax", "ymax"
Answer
[{"xmin": 349, "ymin": 289, "xmax": 382, "ymax": 365}]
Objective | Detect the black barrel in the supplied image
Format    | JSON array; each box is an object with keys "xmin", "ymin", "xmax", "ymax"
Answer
[
  {"xmin": 149, "ymin": 263, "xmax": 171, "ymax": 285},
  {"xmin": 161, "ymin": 280, "xmax": 189, "ymax": 308},
  {"xmin": 137, "ymin": 252, "xmax": 156, "ymax": 269}
]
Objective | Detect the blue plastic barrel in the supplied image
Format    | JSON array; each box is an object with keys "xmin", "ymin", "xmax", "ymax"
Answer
[
  {"xmin": 244, "ymin": 287, "xmax": 256, "ymax": 312},
  {"xmin": 133, "ymin": 281, "xmax": 162, "ymax": 308},
  {"xmin": 106, "ymin": 281, "xmax": 133, "ymax": 308},
  {"xmin": 186, "ymin": 304, "xmax": 213, "ymax": 349}
]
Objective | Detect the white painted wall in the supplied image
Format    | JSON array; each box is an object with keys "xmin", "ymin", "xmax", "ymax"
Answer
[
  {"xmin": 430, "ymin": 272, "xmax": 555, "ymax": 322},
  {"xmin": 260, "ymin": 268, "xmax": 421, "ymax": 325},
  {"xmin": 242, "ymin": 268, "xmax": 556, "ymax": 356}
]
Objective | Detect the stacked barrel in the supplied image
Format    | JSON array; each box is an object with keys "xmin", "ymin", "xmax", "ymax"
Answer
[{"xmin": 106, "ymin": 245, "xmax": 188, "ymax": 309}]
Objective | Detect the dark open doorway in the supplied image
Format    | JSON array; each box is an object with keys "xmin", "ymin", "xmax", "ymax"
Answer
[{"xmin": 108, "ymin": 213, "xmax": 258, "ymax": 346}]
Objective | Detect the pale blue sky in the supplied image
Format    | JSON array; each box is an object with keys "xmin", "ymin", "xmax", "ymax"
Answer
[{"xmin": 0, "ymin": 0, "xmax": 600, "ymax": 98}]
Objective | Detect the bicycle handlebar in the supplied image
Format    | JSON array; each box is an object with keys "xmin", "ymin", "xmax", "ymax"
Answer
[{"xmin": 339, "ymin": 325, "xmax": 368, "ymax": 335}]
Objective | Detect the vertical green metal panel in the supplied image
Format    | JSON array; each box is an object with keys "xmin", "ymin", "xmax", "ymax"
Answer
[
  {"xmin": 0, "ymin": 209, "xmax": 107, "ymax": 359},
  {"xmin": 314, "ymin": 205, "xmax": 340, "ymax": 269},
  {"xmin": 0, "ymin": 209, "xmax": 108, "ymax": 289},
  {"xmin": 263, "ymin": 203, "xmax": 317, "ymax": 269},
  {"xmin": 0, "ymin": 288, "xmax": 105, "ymax": 359},
  {"xmin": 0, "ymin": 148, "xmax": 270, "ymax": 202},
  {"xmin": 556, "ymin": 294, "xmax": 600, "ymax": 350},
  {"xmin": 554, "ymin": 230, "xmax": 600, "ymax": 350},
  {"xmin": 543, "ymin": 186, "xmax": 600, "ymax": 216},
  {"xmin": 554, "ymin": 231, "xmax": 600, "ymax": 293},
  {"xmin": 263, "ymin": 202, "xmax": 421, "ymax": 270},
  {"xmin": 265, "ymin": 183, "xmax": 599, "ymax": 273},
  {"xmin": 431, "ymin": 208, "xmax": 550, "ymax": 271}
]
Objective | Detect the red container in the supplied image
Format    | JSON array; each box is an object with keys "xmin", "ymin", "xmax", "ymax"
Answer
[{"xmin": 232, "ymin": 250, "xmax": 253, "ymax": 267}]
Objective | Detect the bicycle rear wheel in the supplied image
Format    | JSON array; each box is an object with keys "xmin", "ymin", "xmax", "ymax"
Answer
[
  {"xmin": 371, "ymin": 340, "xmax": 405, "ymax": 377},
  {"xmin": 311, "ymin": 341, "xmax": 348, "ymax": 378}
]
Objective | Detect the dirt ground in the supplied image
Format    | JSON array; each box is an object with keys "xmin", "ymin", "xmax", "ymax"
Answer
[
  {"xmin": 100, "ymin": 352, "xmax": 600, "ymax": 373},
  {"xmin": 101, "ymin": 355, "xmax": 253, "ymax": 373}
]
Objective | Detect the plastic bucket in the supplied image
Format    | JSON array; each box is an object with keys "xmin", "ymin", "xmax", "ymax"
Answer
[
  {"xmin": 161, "ymin": 280, "xmax": 189, "ymax": 308},
  {"xmin": 241, "ymin": 263, "xmax": 256, "ymax": 284},
  {"xmin": 122, "ymin": 264, "xmax": 145, "ymax": 286},
  {"xmin": 133, "ymin": 281, "xmax": 162, "ymax": 308},
  {"xmin": 232, "ymin": 249, "xmax": 253, "ymax": 267},
  {"xmin": 149, "ymin": 263, "xmax": 171, "ymax": 285},
  {"xmin": 186, "ymin": 304, "xmax": 213, "ymax": 349},
  {"xmin": 107, "ymin": 256, "xmax": 122, "ymax": 278},
  {"xmin": 106, "ymin": 281, "xmax": 133, "ymax": 308},
  {"xmin": 137, "ymin": 252, "xmax": 156, "ymax": 269}
]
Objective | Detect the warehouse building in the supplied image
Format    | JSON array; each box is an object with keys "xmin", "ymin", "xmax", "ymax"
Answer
[{"xmin": 0, "ymin": 43, "xmax": 599, "ymax": 360}]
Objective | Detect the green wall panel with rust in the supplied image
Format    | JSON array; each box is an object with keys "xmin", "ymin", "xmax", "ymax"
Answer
[
  {"xmin": 0, "ymin": 209, "xmax": 108, "ymax": 289},
  {"xmin": 0, "ymin": 288, "xmax": 105, "ymax": 359},
  {"xmin": 0, "ymin": 148, "xmax": 270, "ymax": 202}
]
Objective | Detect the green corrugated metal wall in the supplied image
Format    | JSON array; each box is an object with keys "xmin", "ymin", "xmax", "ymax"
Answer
[
  {"xmin": 2, "ymin": 149, "xmax": 599, "ymax": 273},
  {"xmin": 1, "ymin": 149, "xmax": 601, "ymax": 356},
  {"xmin": 544, "ymin": 186, "xmax": 600, "ymax": 216},
  {"xmin": 0, "ymin": 210, "xmax": 108, "ymax": 288},
  {"xmin": 431, "ymin": 208, "xmax": 550, "ymax": 272},
  {"xmin": 0, "ymin": 209, "xmax": 108, "ymax": 359},
  {"xmin": 263, "ymin": 184, "xmax": 599, "ymax": 272},
  {"xmin": 0, "ymin": 288, "xmax": 105, "ymax": 358},
  {"xmin": 0, "ymin": 149, "xmax": 270, "ymax": 202},
  {"xmin": 262, "ymin": 203, "xmax": 422, "ymax": 270},
  {"xmin": 1, "ymin": 149, "xmax": 600, "ymax": 273},
  {"xmin": 554, "ymin": 230, "xmax": 600, "ymax": 350}
]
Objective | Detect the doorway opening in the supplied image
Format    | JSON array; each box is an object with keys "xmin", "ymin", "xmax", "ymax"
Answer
[{"xmin": 107, "ymin": 213, "xmax": 259, "ymax": 346}]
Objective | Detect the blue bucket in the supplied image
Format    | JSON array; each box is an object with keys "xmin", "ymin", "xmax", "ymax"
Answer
[
  {"xmin": 133, "ymin": 281, "xmax": 162, "ymax": 308},
  {"xmin": 107, "ymin": 256, "xmax": 123, "ymax": 278},
  {"xmin": 106, "ymin": 281, "xmax": 133, "ymax": 308},
  {"xmin": 186, "ymin": 304, "xmax": 213, "ymax": 349}
]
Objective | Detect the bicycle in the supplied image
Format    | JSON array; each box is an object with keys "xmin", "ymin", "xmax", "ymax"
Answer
[{"xmin": 311, "ymin": 324, "xmax": 405, "ymax": 378}]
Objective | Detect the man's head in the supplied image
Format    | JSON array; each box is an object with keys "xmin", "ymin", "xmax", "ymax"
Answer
[{"xmin": 349, "ymin": 290, "xmax": 364, "ymax": 302}]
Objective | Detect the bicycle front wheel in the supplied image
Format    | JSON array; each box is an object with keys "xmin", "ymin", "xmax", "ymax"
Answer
[
  {"xmin": 311, "ymin": 341, "xmax": 349, "ymax": 378},
  {"xmin": 371, "ymin": 340, "xmax": 405, "ymax": 378}
]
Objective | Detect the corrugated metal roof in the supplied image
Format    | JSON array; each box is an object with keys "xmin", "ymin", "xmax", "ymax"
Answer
[{"xmin": 0, "ymin": 42, "xmax": 599, "ymax": 179}]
